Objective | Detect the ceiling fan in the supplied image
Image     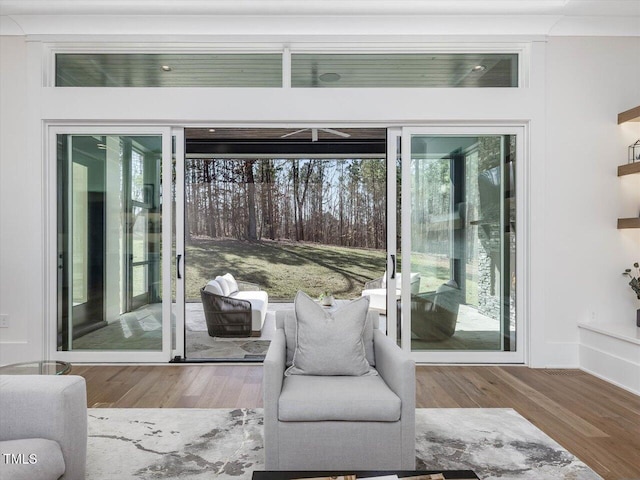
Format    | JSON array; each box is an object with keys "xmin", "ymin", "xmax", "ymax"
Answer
[{"xmin": 280, "ymin": 128, "xmax": 351, "ymax": 142}]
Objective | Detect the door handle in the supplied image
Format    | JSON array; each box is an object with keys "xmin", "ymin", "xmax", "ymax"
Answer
[
  {"xmin": 176, "ymin": 254, "xmax": 182, "ymax": 280},
  {"xmin": 390, "ymin": 254, "xmax": 396, "ymax": 280}
]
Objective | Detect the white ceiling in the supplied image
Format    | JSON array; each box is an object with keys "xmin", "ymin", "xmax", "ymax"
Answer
[
  {"xmin": 0, "ymin": 0, "xmax": 638, "ymax": 37},
  {"xmin": 0, "ymin": 0, "xmax": 639, "ymax": 16}
]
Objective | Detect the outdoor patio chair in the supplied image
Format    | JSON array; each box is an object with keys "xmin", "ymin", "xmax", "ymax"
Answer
[
  {"xmin": 408, "ymin": 279, "xmax": 463, "ymax": 341},
  {"xmin": 361, "ymin": 272, "xmax": 421, "ymax": 313},
  {"xmin": 200, "ymin": 273, "xmax": 269, "ymax": 337},
  {"xmin": 200, "ymin": 287, "xmax": 252, "ymax": 337}
]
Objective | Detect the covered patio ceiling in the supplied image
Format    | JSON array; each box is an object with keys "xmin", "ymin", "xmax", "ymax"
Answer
[{"xmin": 185, "ymin": 127, "xmax": 387, "ymax": 157}]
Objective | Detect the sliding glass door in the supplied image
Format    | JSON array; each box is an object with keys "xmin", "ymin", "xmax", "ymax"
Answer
[
  {"xmin": 398, "ymin": 127, "xmax": 524, "ymax": 363},
  {"xmin": 53, "ymin": 127, "xmax": 173, "ymax": 362}
]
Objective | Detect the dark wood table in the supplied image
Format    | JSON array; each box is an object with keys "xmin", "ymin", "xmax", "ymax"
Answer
[{"xmin": 253, "ymin": 471, "xmax": 479, "ymax": 480}]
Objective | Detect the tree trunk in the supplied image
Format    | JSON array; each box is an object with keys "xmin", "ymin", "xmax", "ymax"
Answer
[{"xmin": 245, "ymin": 160, "xmax": 258, "ymax": 240}]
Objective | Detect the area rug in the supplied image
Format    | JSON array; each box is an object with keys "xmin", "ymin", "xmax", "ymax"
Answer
[
  {"xmin": 86, "ymin": 408, "xmax": 601, "ymax": 480},
  {"xmin": 186, "ymin": 334, "xmax": 271, "ymax": 359}
]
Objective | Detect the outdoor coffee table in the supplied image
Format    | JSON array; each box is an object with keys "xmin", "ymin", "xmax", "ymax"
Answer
[
  {"xmin": 0, "ymin": 360, "xmax": 71, "ymax": 375},
  {"xmin": 253, "ymin": 471, "xmax": 479, "ymax": 480}
]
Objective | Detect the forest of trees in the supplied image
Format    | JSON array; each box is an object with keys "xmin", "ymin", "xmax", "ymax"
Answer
[
  {"xmin": 183, "ymin": 136, "xmax": 514, "ymax": 256},
  {"xmin": 184, "ymin": 157, "xmax": 387, "ymax": 249}
]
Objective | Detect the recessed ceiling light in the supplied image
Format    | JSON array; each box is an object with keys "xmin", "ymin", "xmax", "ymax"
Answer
[
  {"xmin": 319, "ymin": 72, "xmax": 341, "ymax": 83},
  {"xmin": 161, "ymin": 65, "xmax": 172, "ymax": 72},
  {"xmin": 472, "ymin": 65, "xmax": 487, "ymax": 73},
  {"xmin": 208, "ymin": 129, "xmax": 216, "ymax": 133}
]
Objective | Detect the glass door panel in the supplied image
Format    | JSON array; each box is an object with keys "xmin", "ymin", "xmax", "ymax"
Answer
[
  {"xmin": 56, "ymin": 131, "xmax": 170, "ymax": 359},
  {"xmin": 400, "ymin": 129, "xmax": 522, "ymax": 362},
  {"xmin": 179, "ymin": 140, "xmax": 387, "ymax": 361}
]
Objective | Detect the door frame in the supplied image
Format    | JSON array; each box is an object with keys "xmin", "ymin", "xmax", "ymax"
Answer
[
  {"xmin": 398, "ymin": 125, "xmax": 527, "ymax": 364},
  {"xmin": 46, "ymin": 122, "xmax": 528, "ymax": 365},
  {"xmin": 173, "ymin": 127, "xmax": 186, "ymax": 361},
  {"xmin": 46, "ymin": 125, "xmax": 174, "ymax": 363}
]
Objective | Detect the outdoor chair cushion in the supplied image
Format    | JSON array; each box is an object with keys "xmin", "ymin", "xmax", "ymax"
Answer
[
  {"xmin": 222, "ymin": 273, "xmax": 239, "ymax": 294},
  {"xmin": 278, "ymin": 374, "xmax": 401, "ymax": 422},
  {"xmin": 204, "ymin": 280, "xmax": 224, "ymax": 296},
  {"xmin": 0, "ymin": 438, "xmax": 65, "ymax": 480},
  {"xmin": 285, "ymin": 292, "xmax": 374, "ymax": 377},
  {"xmin": 234, "ymin": 289, "xmax": 269, "ymax": 331},
  {"xmin": 434, "ymin": 279, "xmax": 460, "ymax": 312},
  {"xmin": 214, "ymin": 275, "xmax": 232, "ymax": 296}
]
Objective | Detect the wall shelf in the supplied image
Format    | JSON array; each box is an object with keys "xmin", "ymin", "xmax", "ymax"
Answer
[
  {"xmin": 618, "ymin": 217, "xmax": 640, "ymax": 229},
  {"xmin": 618, "ymin": 162, "xmax": 640, "ymax": 176},
  {"xmin": 618, "ymin": 105, "xmax": 640, "ymax": 124},
  {"xmin": 578, "ymin": 322, "xmax": 640, "ymax": 345},
  {"xmin": 617, "ymin": 106, "xmax": 640, "ymax": 229}
]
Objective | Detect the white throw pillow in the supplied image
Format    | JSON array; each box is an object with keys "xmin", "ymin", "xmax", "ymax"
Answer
[
  {"xmin": 222, "ymin": 273, "xmax": 239, "ymax": 294},
  {"xmin": 214, "ymin": 276, "xmax": 231, "ymax": 296},
  {"xmin": 285, "ymin": 291, "xmax": 376, "ymax": 377},
  {"xmin": 204, "ymin": 280, "xmax": 224, "ymax": 296}
]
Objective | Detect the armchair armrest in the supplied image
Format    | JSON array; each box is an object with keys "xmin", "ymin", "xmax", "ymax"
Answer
[
  {"xmin": 373, "ymin": 330, "xmax": 415, "ymax": 464},
  {"xmin": 0, "ymin": 375, "xmax": 87, "ymax": 480},
  {"xmin": 263, "ymin": 328, "xmax": 286, "ymax": 469},
  {"xmin": 263, "ymin": 329, "xmax": 286, "ymax": 411},
  {"xmin": 201, "ymin": 289, "xmax": 251, "ymax": 312},
  {"xmin": 200, "ymin": 288, "xmax": 252, "ymax": 337},
  {"xmin": 374, "ymin": 331, "xmax": 415, "ymax": 408},
  {"xmin": 364, "ymin": 277, "xmax": 384, "ymax": 290},
  {"xmin": 412, "ymin": 291, "xmax": 437, "ymax": 309}
]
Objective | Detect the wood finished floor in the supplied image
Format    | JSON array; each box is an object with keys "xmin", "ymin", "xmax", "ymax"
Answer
[{"xmin": 72, "ymin": 365, "xmax": 640, "ymax": 480}]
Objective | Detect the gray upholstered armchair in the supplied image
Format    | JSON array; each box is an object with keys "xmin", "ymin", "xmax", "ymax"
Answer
[
  {"xmin": 263, "ymin": 310, "xmax": 415, "ymax": 470},
  {"xmin": 0, "ymin": 375, "xmax": 87, "ymax": 480}
]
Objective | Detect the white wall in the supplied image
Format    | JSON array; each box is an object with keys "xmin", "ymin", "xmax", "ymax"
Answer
[
  {"xmin": 0, "ymin": 36, "xmax": 44, "ymax": 364},
  {"xmin": 542, "ymin": 36, "xmax": 640, "ymax": 367},
  {"xmin": 0, "ymin": 33, "xmax": 638, "ymax": 372}
]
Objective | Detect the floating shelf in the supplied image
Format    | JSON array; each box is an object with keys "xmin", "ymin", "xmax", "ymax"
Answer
[
  {"xmin": 618, "ymin": 105, "xmax": 640, "ymax": 124},
  {"xmin": 617, "ymin": 217, "xmax": 640, "ymax": 229},
  {"xmin": 618, "ymin": 162, "xmax": 640, "ymax": 176}
]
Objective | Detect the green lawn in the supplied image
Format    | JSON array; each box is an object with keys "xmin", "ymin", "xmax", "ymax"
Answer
[{"xmin": 185, "ymin": 238, "xmax": 386, "ymax": 301}]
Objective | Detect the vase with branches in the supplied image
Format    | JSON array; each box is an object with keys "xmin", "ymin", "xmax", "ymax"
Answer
[
  {"xmin": 319, "ymin": 291, "xmax": 334, "ymax": 307},
  {"xmin": 622, "ymin": 262, "xmax": 640, "ymax": 327}
]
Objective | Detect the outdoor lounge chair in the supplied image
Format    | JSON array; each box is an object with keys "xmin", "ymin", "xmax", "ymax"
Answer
[
  {"xmin": 408, "ymin": 279, "xmax": 462, "ymax": 341},
  {"xmin": 200, "ymin": 273, "xmax": 268, "ymax": 337},
  {"xmin": 361, "ymin": 272, "xmax": 421, "ymax": 313}
]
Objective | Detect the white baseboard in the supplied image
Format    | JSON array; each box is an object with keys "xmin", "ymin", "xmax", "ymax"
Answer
[
  {"xmin": 530, "ymin": 341, "xmax": 579, "ymax": 368},
  {"xmin": 579, "ymin": 365, "xmax": 640, "ymax": 396},
  {"xmin": 578, "ymin": 323, "xmax": 640, "ymax": 396},
  {"xmin": 579, "ymin": 344, "xmax": 640, "ymax": 396}
]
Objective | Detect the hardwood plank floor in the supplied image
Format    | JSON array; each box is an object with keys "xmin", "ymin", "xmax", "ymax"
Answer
[{"xmin": 72, "ymin": 365, "xmax": 640, "ymax": 480}]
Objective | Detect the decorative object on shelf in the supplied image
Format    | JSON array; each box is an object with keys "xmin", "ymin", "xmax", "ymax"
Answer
[
  {"xmin": 622, "ymin": 262, "xmax": 640, "ymax": 327},
  {"xmin": 319, "ymin": 290, "xmax": 335, "ymax": 306},
  {"xmin": 629, "ymin": 139, "xmax": 640, "ymax": 163}
]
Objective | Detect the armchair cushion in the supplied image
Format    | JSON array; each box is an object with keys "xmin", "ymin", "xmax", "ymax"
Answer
[
  {"xmin": 285, "ymin": 292, "xmax": 374, "ymax": 377},
  {"xmin": 278, "ymin": 374, "xmax": 401, "ymax": 422},
  {"xmin": 279, "ymin": 310, "xmax": 377, "ymax": 368}
]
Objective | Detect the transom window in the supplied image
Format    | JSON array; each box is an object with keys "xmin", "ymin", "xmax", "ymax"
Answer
[{"xmin": 55, "ymin": 52, "xmax": 519, "ymax": 88}]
